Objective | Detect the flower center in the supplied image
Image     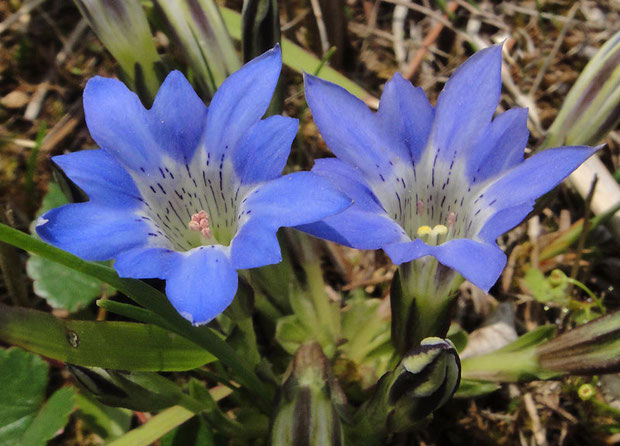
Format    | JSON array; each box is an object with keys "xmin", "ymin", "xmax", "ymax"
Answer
[
  {"xmin": 188, "ymin": 210, "xmax": 213, "ymax": 239},
  {"xmin": 370, "ymin": 156, "xmax": 487, "ymax": 245},
  {"xmin": 132, "ymin": 154, "xmax": 243, "ymax": 252}
]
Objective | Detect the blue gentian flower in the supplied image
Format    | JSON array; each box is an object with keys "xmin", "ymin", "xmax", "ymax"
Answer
[
  {"xmin": 37, "ymin": 47, "xmax": 350, "ymax": 325},
  {"xmin": 299, "ymin": 45, "xmax": 598, "ymax": 292}
]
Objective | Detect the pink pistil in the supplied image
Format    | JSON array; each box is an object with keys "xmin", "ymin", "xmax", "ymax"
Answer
[
  {"xmin": 188, "ymin": 210, "xmax": 212, "ymax": 239},
  {"xmin": 416, "ymin": 199, "xmax": 424, "ymax": 215},
  {"xmin": 447, "ymin": 212, "xmax": 456, "ymax": 227}
]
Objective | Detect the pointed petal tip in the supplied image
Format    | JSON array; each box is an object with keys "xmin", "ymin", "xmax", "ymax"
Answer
[
  {"xmin": 303, "ymin": 72, "xmax": 322, "ymax": 88},
  {"xmin": 457, "ymin": 44, "xmax": 503, "ymax": 78},
  {"xmin": 255, "ymin": 43, "xmax": 282, "ymax": 66},
  {"xmin": 386, "ymin": 71, "xmax": 411, "ymax": 88},
  {"xmin": 158, "ymin": 70, "xmax": 191, "ymax": 91}
]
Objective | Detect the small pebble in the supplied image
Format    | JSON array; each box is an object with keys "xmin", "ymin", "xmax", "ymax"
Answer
[{"xmin": 1, "ymin": 90, "xmax": 30, "ymax": 109}]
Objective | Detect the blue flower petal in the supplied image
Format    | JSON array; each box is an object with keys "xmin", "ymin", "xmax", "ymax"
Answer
[
  {"xmin": 296, "ymin": 158, "xmax": 408, "ymax": 249},
  {"xmin": 52, "ymin": 149, "xmax": 141, "ymax": 208},
  {"xmin": 466, "ymin": 108, "xmax": 529, "ymax": 182},
  {"xmin": 84, "ymin": 72, "xmax": 208, "ymax": 172},
  {"xmin": 149, "ymin": 70, "xmax": 208, "ymax": 162},
  {"xmin": 482, "ymin": 146, "xmax": 598, "ymax": 211},
  {"xmin": 240, "ymin": 171, "xmax": 351, "ymax": 228},
  {"xmin": 231, "ymin": 171, "xmax": 351, "ymax": 269},
  {"xmin": 165, "ymin": 246, "xmax": 238, "ymax": 326},
  {"xmin": 230, "ymin": 220, "xmax": 281, "ymax": 269},
  {"xmin": 311, "ymin": 158, "xmax": 384, "ymax": 212},
  {"xmin": 114, "ymin": 247, "xmax": 180, "ymax": 279},
  {"xmin": 298, "ymin": 207, "xmax": 409, "ymax": 250},
  {"xmin": 378, "ymin": 72, "xmax": 434, "ymax": 163},
  {"xmin": 84, "ymin": 76, "xmax": 158, "ymax": 171},
  {"xmin": 384, "ymin": 238, "xmax": 507, "ymax": 291},
  {"xmin": 232, "ymin": 115, "xmax": 298, "ymax": 184},
  {"xmin": 477, "ymin": 202, "xmax": 534, "ymax": 244},
  {"xmin": 304, "ymin": 74, "xmax": 392, "ymax": 176},
  {"xmin": 36, "ymin": 203, "xmax": 148, "ymax": 261},
  {"xmin": 202, "ymin": 46, "xmax": 282, "ymax": 162},
  {"xmin": 431, "ymin": 45, "xmax": 502, "ymax": 162}
]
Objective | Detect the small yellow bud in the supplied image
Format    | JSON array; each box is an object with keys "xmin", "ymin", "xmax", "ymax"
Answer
[{"xmin": 577, "ymin": 383, "xmax": 595, "ymax": 401}]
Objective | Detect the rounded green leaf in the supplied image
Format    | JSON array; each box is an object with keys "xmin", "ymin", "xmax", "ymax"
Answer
[
  {"xmin": 27, "ymin": 182, "xmax": 114, "ymax": 312},
  {"xmin": 27, "ymin": 254, "xmax": 113, "ymax": 312},
  {"xmin": 0, "ymin": 348, "xmax": 48, "ymax": 445},
  {"xmin": 19, "ymin": 387, "xmax": 76, "ymax": 446}
]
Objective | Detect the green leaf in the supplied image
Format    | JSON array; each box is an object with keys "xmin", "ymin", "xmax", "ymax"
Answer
[
  {"xmin": 154, "ymin": 0, "xmax": 240, "ymax": 96},
  {"xmin": 521, "ymin": 268, "xmax": 568, "ymax": 305},
  {"xmin": 74, "ymin": 393, "xmax": 132, "ymax": 440},
  {"xmin": 160, "ymin": 416, "xmax": 214, "ymax": 446},
  {"xmin": 496, "ymin": 325, "xmax": 557, "ymax": 353},
  {"xmin": 340, "ymin": 294, "xmax": 392, "ymax": 364},
  {"xmin": 454, "ymin": 379, "xmax": 501, "ymax": 398},
  {"xmin": 0, "ymin": 348, "xmax": 48, "ymax": 446},
  {"xmin": 0, "ymin": 304, "xmax": 216, "ymax": 371},
  {"xmin": 19, "ymin": 387, "xmax": 76, "ymax": 446},
  {"xmin": 27, "ymin": 255, "xmax": 113, "ymax": 312},
  {"xmin": 446, "ymin": 323, "xmax": 469, "ymax": 353},
  {"xmin": 275, "ymin": 314, "xmax": 310, "ymax": 355},
  {"xmin": 219, "ymin": 6, "xmax": 373, "ymax": 103},
  {"xmin": 0, "ymin": 222, "xmax": 271, "ymax": 404},
  {"xmin": 460, "ymin": 326, "xmax": 560, "ymax": 382},
  {"xmin": 107, "ymin": 406, "xmax": 195, "ymax": 446},
  {"xmin": 27, "ymin": 182, "xmax": 114, "ymax": 312}
]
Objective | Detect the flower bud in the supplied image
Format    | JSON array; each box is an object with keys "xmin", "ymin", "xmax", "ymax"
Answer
[
  {"xmin": 74, "ymin": 0, "xmax": 163, "ymax": 104},
  {"xmin": 270, "ymin": 342, "xmax": 347, "ymax": 446},
  {"xmin": 578, "ymin": 383, "xmax": 596, "ymax": 401},
  {"xmin": 388, "ymin": 338, "xmax": 461, "ymax": 430},
  {"xmin": 353, "ymin": 338, "xmax": 461, "ymax": 441}
]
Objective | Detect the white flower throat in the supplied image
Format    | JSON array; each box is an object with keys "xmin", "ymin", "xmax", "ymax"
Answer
[
  {"xmin": 371, "ymin": 151, "xmax": 490, "ymax": 245},
  {"xmin": 129, "ymin": 153, "xmax": 249, "ymax": 251}
]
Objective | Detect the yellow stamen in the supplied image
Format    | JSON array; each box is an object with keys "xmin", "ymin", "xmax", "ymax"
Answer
[
  {"xmin": 430, "ymin": 225, "xmax": 448, "ymax": 237},
  {"xmin": 416, "ymin": 224, "xmax": 448, "ymax": 245},
  {"xmin": 416, "ymin": 225, "xmax": 432, "ymax": 237}
]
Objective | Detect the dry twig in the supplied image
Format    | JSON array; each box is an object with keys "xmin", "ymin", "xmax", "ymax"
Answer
[{"xmin": 403, "ymin": 2, "xmax": 459, "ymax": 79}]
